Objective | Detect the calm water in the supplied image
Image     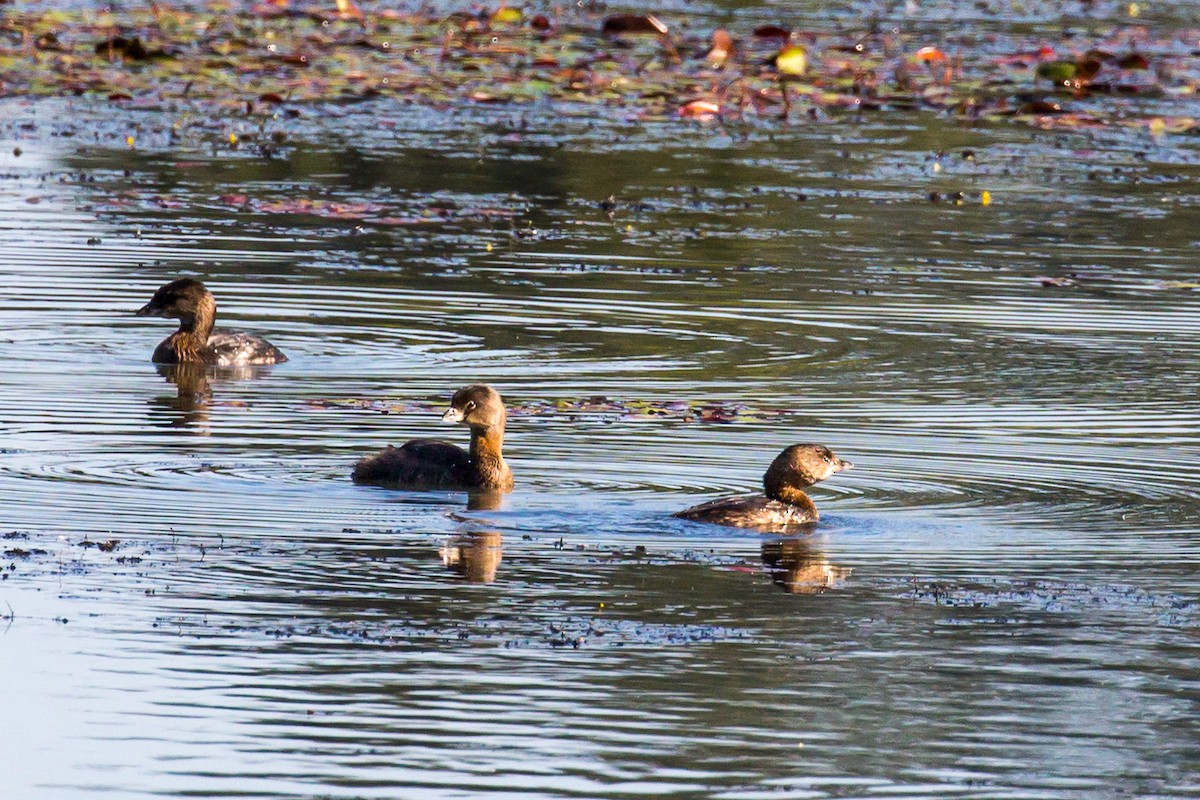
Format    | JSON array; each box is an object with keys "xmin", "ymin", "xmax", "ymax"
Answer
[{"xmin": 2, "ymin": 23, "xmax": 1200, "ymax": 797}]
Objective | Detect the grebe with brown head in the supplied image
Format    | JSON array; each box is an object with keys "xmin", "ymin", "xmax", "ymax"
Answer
[
  {"xmin": 352, "ymin": 384, "xmax": 513, "ymax": 492},
  {"xmin": 136, "ymin": 278, "xmax": 287, "ymax": 367},
  {"xmin": 674, "ymin": 444, "xmax": 852, "ymax": 533}
]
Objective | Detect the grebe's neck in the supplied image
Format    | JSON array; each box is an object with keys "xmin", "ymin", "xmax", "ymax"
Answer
[
  {"xmin": 176, "ymin": 292, "xmax": 217, "ymax": 341},
  {"xmin": 469, "ymin": 424, "xmax": 512, "ymax": 490},
  {"xmin": 767, "ymin": 485, "xmax": 818, "ymax": 518}
]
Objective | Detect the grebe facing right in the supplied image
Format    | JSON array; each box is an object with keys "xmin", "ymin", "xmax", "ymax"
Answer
[
  {"xmin": 352, "ymin": 384, "xmax": 513, "ymax": 492},
  {"xmin": 675, "ymin": 444, "xmax": 852, "ymax": 534}
]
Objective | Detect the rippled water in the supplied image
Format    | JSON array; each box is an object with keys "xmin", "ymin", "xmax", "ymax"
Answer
[{"xmin": 3, "ymin": 33, "xmax": 1200, "ymax": 798}]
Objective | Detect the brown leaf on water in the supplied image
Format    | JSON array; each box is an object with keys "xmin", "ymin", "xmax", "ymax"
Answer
[
  {"xmin": 258, "ymin": 92, "xmax": 285, "ymax": 103},
  {"xmin": 1117, "ymin": 52, "xmax": 1150, "ymax": 70},
  {"xmin": 36, "ymin": 33, "xmax": 63, "ymax": 52},
  {"xmin": 601, "ymin": 15, "xmax": 668, "ymax": 36},
  {"xmin": 249, "ymin": 3, "xmax": 288, "ymax": 17},
  {"xmin": 1076, "ymin": 58, "xmax": 1103, "ymax": 81},
  {"xmin": 752, "ymin": 25, "xmax": 791, "ymax": 39},
  {"xmin": 679, "ymin": 99, "xmax": 721, "ymax": 119},
  {"xmin": 706, "ymin": 30, "xmax": 735, "ymax": 68},
  {"xmin": 255, "ymin": 198, "xmax": 382, "ymax": 218},
  {"xmin": 95, "ymin": 35, "xmax": 169, "ymax": 61},
  {"xmin": 914, "ymin": 46, "xmax": 947, "ymax": 63},
  {"xmin": 1019, "ymin": 99, "xmax": 1064, "ymax": 114}
]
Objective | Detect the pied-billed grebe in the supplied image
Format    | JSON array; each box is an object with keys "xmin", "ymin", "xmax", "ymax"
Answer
[
  {"xmin": 136, "ymin": 278, "xmax": 287, "ymax": 366},
  {"xmin": 674, "ymin": 444, "xmax": 852, "ymax": 533},
  {"xmin": 352, "ymin": 384, "xmax": 514, "ymax": 491}
]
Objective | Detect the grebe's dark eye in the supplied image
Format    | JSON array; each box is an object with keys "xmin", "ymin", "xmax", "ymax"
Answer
[{"xmin": 465, "ymin": 400, "xmax": 476, "ymax": 411}]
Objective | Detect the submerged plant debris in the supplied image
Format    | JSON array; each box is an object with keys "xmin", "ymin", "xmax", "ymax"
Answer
[
  {"xmin": 909, "ymin": 578, "xmax": 1198, "ymax": 625},
  {"xmin": 0, "ymin": 1, "xmax": 1197, "ymax": 137}
]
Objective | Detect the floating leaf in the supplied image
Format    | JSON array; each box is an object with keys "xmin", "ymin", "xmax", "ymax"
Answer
[
  {"xmin": 1077, "ymin": 59, "xmax": 1102, "ymax": 81},
  {"xmin": 1036, "ymin": 60, "xmax": 1077, "ymax": 84},
  {"xmin": 94, "ymin": 35, "xmax": 170, "ymax": 61},
  {"xmin": 601, "ymin": 15, "xmax": 668, "ymax": 36},
  {"xmin": 1117, "ymin": 52, "xmax": 1150, "ymax": 70},
  {"xmin": 774, "ymin": 44, "xmax": 807, "ymax": 76},
  {"xmin": 678, "ymin": 99, "xmax": 721, "ymax": 119},
  {"xmin": 333, "ymin": 0, "xmax": 365, "ymax": 20},
  {"xmin": 1019, "ymin": 99, "xmax": 1064, "ymax": 114},
  {"xmin": 914, "ymin": 46, "xmax": 947, "ymax": 63},
  {"xmin": 752, "ymin": 25, "xmax": 791, "ymax": 39},
  {"xmin": 706, "ymin": 29, "xmax": 734, "ymax": 69},
  {"xmin": 491, "ymin": 6, "xmax": 523, "ymax": 25}
]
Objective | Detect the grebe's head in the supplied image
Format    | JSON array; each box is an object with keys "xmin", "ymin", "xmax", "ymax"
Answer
[
  {"xmin": 441, "ymin": 384, "xmax": 507, "ymax": 429},
  {"xmin": 136, "ymin": 278, "xmax": 213, "ymax": 321},
  {"xmin": 763, "ymin": 444, "xmax": 852, "ymax": 498}
]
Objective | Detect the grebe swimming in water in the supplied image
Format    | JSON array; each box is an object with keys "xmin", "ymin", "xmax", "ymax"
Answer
[
  {"xmin": 352, "ymin": 384, "xmax": 513, "ymax": 492},
  {"xmin": 136, "ymin": 278, "xmax": 287, "ymax": 367},
  {"xmin": 675, "ymin": 444, "xmax": 852, "ymax": 533}
]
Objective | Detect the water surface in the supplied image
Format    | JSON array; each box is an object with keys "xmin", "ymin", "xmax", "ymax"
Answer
[{"xmin": 1, "ymin": 25, "xmax": 1199, "ymax": 798}]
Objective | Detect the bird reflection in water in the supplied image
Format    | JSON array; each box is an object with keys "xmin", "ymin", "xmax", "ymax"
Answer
[
  {"xmin": 440, "ymin": 490, "xmax": 505, "ymax": 583},
  {"xmin": 149, "ymin": 363, "xmax": 274, "ymax": 432},
  {"xmin": 440, "ymin": 530, "xmax": 503, "ymax": 583},
  {"xmin": 760, "ymin": 537, "xmax": 851, "ymax": 594},
  {"xmin": 150, "ymin": 362, "xmax": 213, "ymax": 430}
]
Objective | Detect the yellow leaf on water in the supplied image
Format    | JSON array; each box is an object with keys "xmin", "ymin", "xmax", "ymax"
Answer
[
  {"xmin": 981, "ymin": 190, "xmax": 991, "ymax": 206},
  {"xmin": 334, "ymin": 0, "xmax": 364, "ymax": 19},
  {"xmin": 491, "ymin": 6, "xmax": 522, "ymax": 24},
  {"xmin": 774, "ymin": 45, "xmax": 807, "ymax": 77}
]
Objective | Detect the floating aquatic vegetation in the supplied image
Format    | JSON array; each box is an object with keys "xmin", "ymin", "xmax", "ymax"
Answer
[
  {"xmin": 0, "ymin": 2, "xmax": 1194, "ymax": 136},
  {"xmin": 305, "ymin": 395, "xmax": 793, "ymax": 423}
]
